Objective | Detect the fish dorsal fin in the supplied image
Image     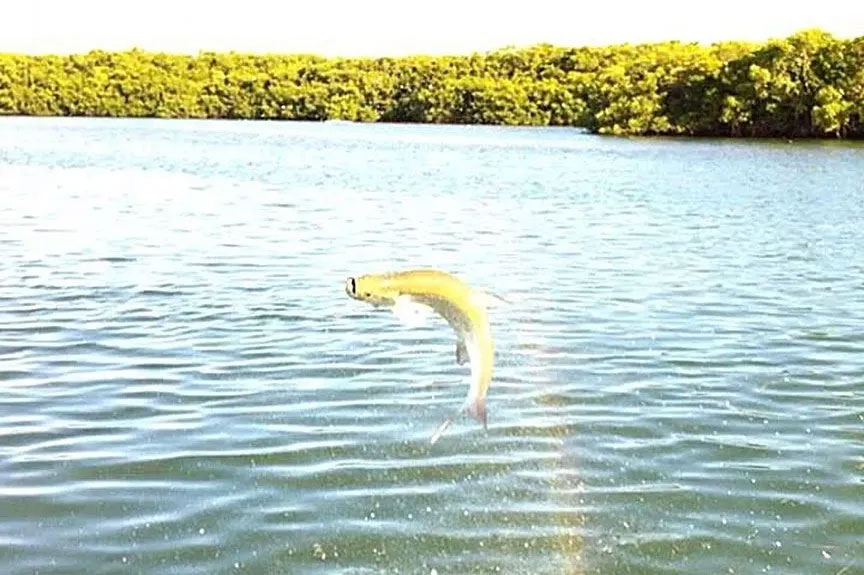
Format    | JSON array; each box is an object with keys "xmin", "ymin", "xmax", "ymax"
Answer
[
  {"xmin": 472, "ymin": 289, "xmax": 510, "ymax": 310},
  {"xmin": 392, "ymin": 295, "xmax": 434, "ymax": 328},
  {"xmin": 455, "ymin": 339, "xmax": 469, "ymax": 365}
]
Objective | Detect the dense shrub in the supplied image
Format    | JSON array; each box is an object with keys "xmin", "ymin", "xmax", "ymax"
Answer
[{"xmin": 1, "ymin": 29, "xmax": 862, "ymax": 137}]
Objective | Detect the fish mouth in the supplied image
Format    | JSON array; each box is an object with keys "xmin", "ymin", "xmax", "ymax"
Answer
[{"xmin": 345, "ymin": 277, "xmax": 358, "ymax": 299}]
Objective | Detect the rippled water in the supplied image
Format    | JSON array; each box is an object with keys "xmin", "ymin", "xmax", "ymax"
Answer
[{"xmin": 1, "ymin": 117, "xmax": 862, "ymax": 575}]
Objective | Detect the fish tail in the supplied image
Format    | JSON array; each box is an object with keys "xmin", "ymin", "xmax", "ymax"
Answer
[
  {"xmin": 462, "ymin": 335, "xmax": 491, "ymax": 432},
  {"xmin": 465, "ymin": 393, "xmax": 488, "ymax": 431},
  {"xmin": 429, "ymin": 415, "xmax": 454, "ymax": 445},
  {"xmin": 429, "ymin": 398, "xmax": 487, "ymax": 445}
]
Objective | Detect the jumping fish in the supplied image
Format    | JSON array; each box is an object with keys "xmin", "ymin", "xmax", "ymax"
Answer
[{"xmin": 344, "ymin": 269, "xmax": 504, "ymax": 444}]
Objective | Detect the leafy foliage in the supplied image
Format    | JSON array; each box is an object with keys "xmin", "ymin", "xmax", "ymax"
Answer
[{"xmin": 1, "ymin": 29, "xmax": 862, "ymax": 137}]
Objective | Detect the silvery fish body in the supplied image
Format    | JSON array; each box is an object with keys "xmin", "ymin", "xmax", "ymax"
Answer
[{"xmin": 345, "ymin": 269, "xmax": 504, "ymax": 443}]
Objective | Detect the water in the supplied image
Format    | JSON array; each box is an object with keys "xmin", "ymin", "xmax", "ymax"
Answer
[{"xmin": 0, "ymin": 117, "xmax": 862, "ymax": 575}]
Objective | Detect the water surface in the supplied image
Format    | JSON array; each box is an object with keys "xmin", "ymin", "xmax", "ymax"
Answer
[{"xmin": 1, "ymin": 117, "xmax": 862, "ymax": 574}]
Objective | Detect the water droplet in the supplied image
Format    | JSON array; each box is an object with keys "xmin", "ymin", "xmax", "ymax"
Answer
[{"xmin": 199, "ymin": 528, "xmax": 205, "ymax": 535}]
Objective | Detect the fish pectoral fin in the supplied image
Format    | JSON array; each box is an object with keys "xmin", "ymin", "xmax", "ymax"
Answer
[
  {"xmin": 455, "ymin": 339, "xmax": 469, "ymax": 365},
  {"xmin": 392, "ymin": 295, "xmax": 434, "ymax": 328}
]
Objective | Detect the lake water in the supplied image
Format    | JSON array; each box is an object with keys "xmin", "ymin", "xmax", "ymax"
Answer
[{"xmin": 0, "ymin": 117, "xmax": 862, "ymax": 575}]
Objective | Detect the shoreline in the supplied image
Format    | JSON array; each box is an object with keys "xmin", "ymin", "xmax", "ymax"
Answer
[{"xmin": 3, "ymin": 114, "xmax": 864, "ymax": 143}]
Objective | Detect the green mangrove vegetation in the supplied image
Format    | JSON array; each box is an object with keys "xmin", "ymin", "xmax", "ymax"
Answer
[{"xmin": 1, "ymin": 29, "xmax": 862, "ymax": 137}]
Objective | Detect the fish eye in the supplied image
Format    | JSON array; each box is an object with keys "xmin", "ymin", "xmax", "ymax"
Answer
[{"xmin": 347, "ymin": 277, "xmax": 356, "ymax": 295}]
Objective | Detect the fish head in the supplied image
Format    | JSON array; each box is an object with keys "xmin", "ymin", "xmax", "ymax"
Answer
[{"xmin": 345, "ymin": 274, "xmax": 400, "ymax": 307}]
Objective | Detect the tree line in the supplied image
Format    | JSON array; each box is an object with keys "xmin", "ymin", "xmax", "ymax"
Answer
[{"xmin": 1, "ymin": 29, "xmax": 862, "ymax": 137}]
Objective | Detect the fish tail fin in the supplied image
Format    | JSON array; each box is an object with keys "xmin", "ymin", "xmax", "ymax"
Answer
[
  {"xmin": 429, "ymin": 415, "xmax": 454, "ymax": 445},
  {"xmin": 465, "ymin": 394, "xmax": 488, "ymax": 431},
  {"xmin": 429, "ymin": 397, "xmax": 488, "ymax": 445}
]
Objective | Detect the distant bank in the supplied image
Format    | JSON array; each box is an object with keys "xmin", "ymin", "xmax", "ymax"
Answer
[{"xmin": 1, "ymin": 29, "xmax": 861, "ymax": 138}]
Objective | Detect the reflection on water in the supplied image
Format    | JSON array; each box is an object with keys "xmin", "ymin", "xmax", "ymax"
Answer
[{"xmin": 0, "ymin": 117, "xmax": 862, "ymax": 574}]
